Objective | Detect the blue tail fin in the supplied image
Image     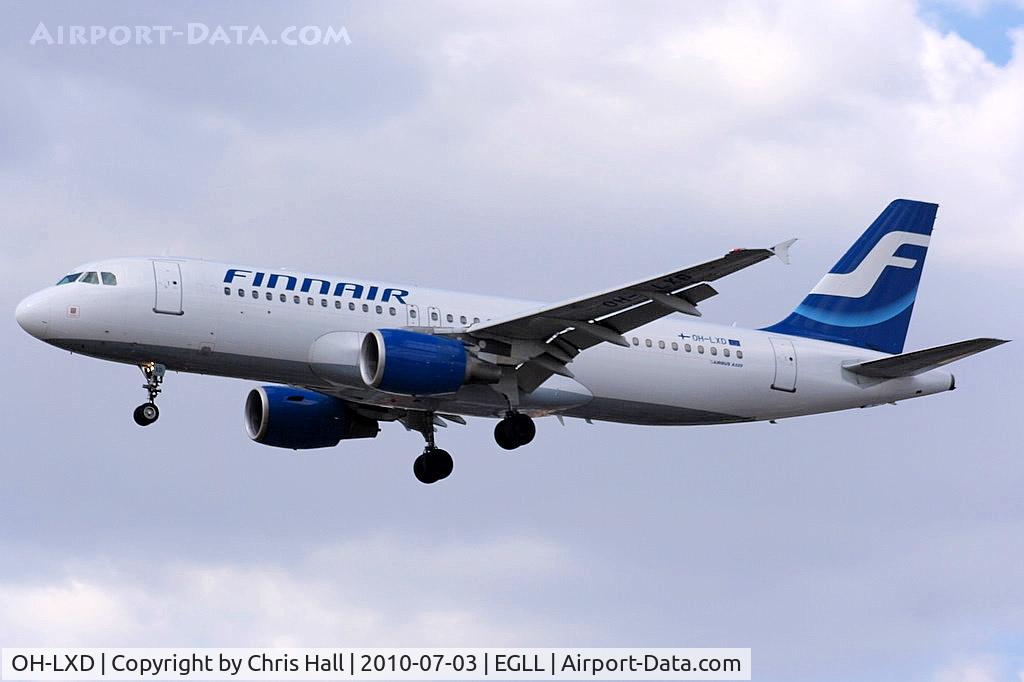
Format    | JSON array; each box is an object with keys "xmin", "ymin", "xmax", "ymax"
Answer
[{"xmin": 762, "ymin": 199, "xmax": 937, "ymax": 354}]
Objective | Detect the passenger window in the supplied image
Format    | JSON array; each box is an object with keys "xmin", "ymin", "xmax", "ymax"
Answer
[
  {"xmin": 737, "ymin": 350, "xmax": 744, "ymax": 359},
  {"xmin": 376, "ymin": 305, "xmax": 383, "ymax": 314},
  {"xmin": 224, "ymin": 287, "xmax": 231, "ymax": 295},
  {"xmin": 446, "ymin": 313, "xmax": 454, "ymax": 323},
  {"xmin": 672, "ymin": 342, "xmax": 678, "ymax": 351},
  {"xmin": 685, "ymin": 343, "xmax": 692, "ymax": 352},
  {"xmin": 658, "ymin": 340, "xmax": 665, "ymax": 349},
  {"xmin": 698, "ymin": 345, "xmax": 705, "ymax": 354},
  {"xmin": 645, "ymin": 339, "xmax": 652, "ymax": 348},
  {"xmin": 81, "ymin": 271, "xmax": 99, "ymax": 284},
  {"xmin": 293, "ymin": 295, "xmax": 300, "ymax": 304},
  {"xmin": 349, "ymin": 302, "xmax": 356, "ymax": 311},
  {"xmin": 321, "ymin": 299, "xmax": 327, "ymax": 307},
  {"xmin": 335, "ymin": 300, "xmax": 342, "ymax": 309},
  {"xmin": 410, "ymin": 309, "xmax": 417, "ymax": 318},
  {"xmin": 431, "ymin": 311, "xmax": 439, "ymax": 322},
  {"xmin": 265, "ymin": 292, "xmax": 272, "ymax": 301},
  {"xmin": 307, "ymin": 297, "xmax": 314, "ymax": 306},
  {"xmin": 632, "ymin": 337, "xmax": 639, "ymax": 346},
  {"xmin": 711, "ymin": 347, "xmax": 717, "ymax": 356},
  {"xmin": 473, "ymin": 317, "xmax": 480, "ymax": 324},
  {"xmin": 101, "ymin": 272, "xmax": 117, "ymax": 286},
  {"xmin": 279, "ymin": 294, "xmax": 286, "ymax": 302},
  {"xmin": 56, "ymin": 273, "xmax": 82, "ymax": 285},
  {"xmin": 238, "ymin": 289, "xmax": 244, "ymax": 297},
  {"xmin": 723, "ymin": 348, "xmax": 730, "ymax": 357},
  {"xmin": 389, "ymin": 307, "xmax": 396, "ymax": 316},
  {"xmin": 460, "ymin": 315, "xmax": 467, "ymax": 324},
  {"xmin": 252, "ymin": 291, "xmax": 258, "ymax": 299}
]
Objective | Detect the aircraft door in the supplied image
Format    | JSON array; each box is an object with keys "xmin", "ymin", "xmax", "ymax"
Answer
[
  {"xmin": 427, "ymin": 305, "xmax": 441, "ymax": 327},
  {"xmin": 769, "ymin": 337, "xmax": 797, "ymax": 392},
  {"xmin": 153, "ymin": 261, "xmax": 183, "ymax": 315}
]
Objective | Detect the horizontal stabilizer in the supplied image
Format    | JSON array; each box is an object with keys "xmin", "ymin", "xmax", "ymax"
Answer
[{"xmin": 845, "ymin": 338, "xmax": 1009, "ymax": 378}]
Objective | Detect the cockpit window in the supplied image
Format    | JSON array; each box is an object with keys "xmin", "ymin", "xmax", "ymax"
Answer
[
  {"xmin": 56, "ymin": 273, "xmax": 82, "ymax": 285},
  {"xmin": 101, "ymin": 272, "xmax": 117, "ymax": 286},
  {"xmin": 80, "ymin": 271, "xmax": 99, "ymax": 284}
]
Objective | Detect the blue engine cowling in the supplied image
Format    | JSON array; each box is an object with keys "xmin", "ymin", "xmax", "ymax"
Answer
[
  {"xmin": 245, "ymin": 385, "xmax": 379, "ymax": 449},
  {"xmin": 359, "ymin": 329, "xmax": 500, "ymax": 395}
]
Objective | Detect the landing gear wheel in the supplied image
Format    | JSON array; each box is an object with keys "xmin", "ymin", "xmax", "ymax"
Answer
[
  {"xmin": 413, "ymin": 454, "xmax": 433, "ymax": 484},
  {"xmin": 428, "ymin": 448, "xmax": 453, "ymax": 481},
  {"xmin": 509, "ymin": 413, "xmax": 536, "ymax": 446},
  {"xmin": 494, "ymin": 420, "xmax": 517, "ymax": 450},
  {"xmin": 133, "ymin": 402, "xmax": 159, "ymax": 426},
  {"xmin": 494, "ymin": 413, "xmax": 536, "ymax": 449},
  {"xmin": 413, "ymin": 448, "xmax": 454, "ymax": 484}
]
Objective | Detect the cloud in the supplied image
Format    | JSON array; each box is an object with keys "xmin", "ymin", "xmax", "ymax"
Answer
[
  {"xmin": 1, "ymin": 3, "xmax": 1023, "ymax": 682},
  {"xmin": 933, "ymin": 656, "xmax": 1018, "ymax": 682},
  {"xmin": 0, "ymin": 536, "xmax": 576, "ymax": 646},
  {"xmin": 2, "ymin": 0, "xmax": 1023, "ymax": 297}
]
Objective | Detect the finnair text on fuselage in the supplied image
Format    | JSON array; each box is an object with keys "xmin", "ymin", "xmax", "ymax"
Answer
[{"xmin": 224, "ymin": 268, "xmax": 410, "ymax": 304}]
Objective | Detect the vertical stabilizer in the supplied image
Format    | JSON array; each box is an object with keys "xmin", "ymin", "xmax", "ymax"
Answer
[{"xmin": 763, "ymin": 199, "xmax": 937, "ymax": 354}]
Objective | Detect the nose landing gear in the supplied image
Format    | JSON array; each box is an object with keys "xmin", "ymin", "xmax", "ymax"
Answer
[
  {"xmin": 494, "ymin": 412, "xmax": 536, "ymax": 450},
  {"xmin": 133, "ymin": 362, "xmax": 165, "ymax": 427}
]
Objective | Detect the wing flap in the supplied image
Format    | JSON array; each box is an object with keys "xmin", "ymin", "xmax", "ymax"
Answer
[
  {"xmin": 469, "ymin": 245, "xmax": 785, "ymax": 342},
  {"xmin": 844, "ymin": 338, "xmax": 1009, "ymax": 378},
  {"xmin": 455, "ymin": 240, "xmax": 792, "ymax": 392}
]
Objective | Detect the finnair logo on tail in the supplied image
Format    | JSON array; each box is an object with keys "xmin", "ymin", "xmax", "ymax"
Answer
[{"xmin": 810, "ymin": 231, "xmax": 930, "ymax": 299}]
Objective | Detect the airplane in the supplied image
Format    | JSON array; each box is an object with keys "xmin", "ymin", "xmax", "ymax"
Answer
[{"xmin": 15, "ymin": 199, "xmax": 1008, "ymax": 484}]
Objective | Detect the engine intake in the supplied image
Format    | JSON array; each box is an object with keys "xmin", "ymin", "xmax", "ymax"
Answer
[
  {"xmin": 245, "ymin": 385, "xmax": 378, "ymax": 450},
  {"xmin": 359, "ymin": 329, "xmax": 501, "ymax": 395}
]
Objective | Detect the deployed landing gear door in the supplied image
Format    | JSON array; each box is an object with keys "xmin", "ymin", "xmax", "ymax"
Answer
[
  {"xmin": 769, "ymin": 337, "xmax": 797, "ymax": 392},
  {"xmin": 153, "ymin": 261, "xmax": 183, "ymax": 315}
]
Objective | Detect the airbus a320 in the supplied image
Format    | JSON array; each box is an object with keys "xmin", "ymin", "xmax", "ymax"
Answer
[{"xmin": 15, "ymin": 200, "xmax": 1007, "ymax": 483}]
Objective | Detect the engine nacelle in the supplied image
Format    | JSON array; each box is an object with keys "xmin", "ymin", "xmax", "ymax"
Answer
[
  {"xmin": 359, "ymin": 329, "xmax": 501, "ymax": 395},
  {"xmin": 245, "ymin": 385, "xmax": 379, "ymax": 450}
]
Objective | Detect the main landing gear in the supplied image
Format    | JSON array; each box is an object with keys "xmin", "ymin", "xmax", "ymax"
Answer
[
  {"xmin": 133, "ymin": 362, "xmax": 165, "ymax": 427},
  {"xmin": 494, "ymin": 412, "xmax": 536, "ymax": 450},
  {"xmin": 409, "ymin": 411, "xmax": 454, "ymax": 485},
  {"xmin": 413, "ymin": 447, "xmax": 454, "ymax": 485}
]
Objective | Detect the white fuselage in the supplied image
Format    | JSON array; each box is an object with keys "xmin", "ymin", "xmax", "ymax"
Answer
[{"xmin": 15, "ymin": 257, "xmax": 955, "ymax": 425}]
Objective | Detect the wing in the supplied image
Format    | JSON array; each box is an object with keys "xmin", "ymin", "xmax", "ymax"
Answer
[
  {"xmin": 844, "ymin": 338, "xmax": 1009, "ymax": 378},
  {"xmin": 457, "ymin": 239, "xmax": 796, "ymax": 391}
]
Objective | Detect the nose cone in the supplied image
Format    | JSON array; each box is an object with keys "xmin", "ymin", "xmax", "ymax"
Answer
[{"xmin": 15, "ymin": 292, "xmax": 50, "ymax": 340}]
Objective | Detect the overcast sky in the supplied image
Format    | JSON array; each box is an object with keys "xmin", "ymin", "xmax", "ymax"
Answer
[{"xmin": 1, "ymin": 2, "xmax": 1023, "ymax": 681}]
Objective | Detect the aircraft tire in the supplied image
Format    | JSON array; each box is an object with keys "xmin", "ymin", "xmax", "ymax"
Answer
[
  {"xmin": 414, "ymin": 448, "xmax": 453, "ymax": 484},
  {"xmin": 133, "ymin": 403, "xmax": 159, "ymax": 426},
  {"xmin": 429, "ymin": 448, "xmax": 454, "ymax": 481},
  {"xmin": 509, "ymin": 413, "xmax": 536, "ymax": 446},
  {"xmin": 413, "ymin": 453, "xmax": 435, "ymax": 484},
  {"xmin": 494, "ymin": 420, "xmax": 517, "ymax": 450}
]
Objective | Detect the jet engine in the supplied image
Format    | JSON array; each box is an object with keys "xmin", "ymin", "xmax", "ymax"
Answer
[
  {"xmin": 359, "ymin": 329, "xmax": 501, "ymax": 395},
  {"xmin": 244, "ymin": 385, "xmax": 378, "ymax": 449}
]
